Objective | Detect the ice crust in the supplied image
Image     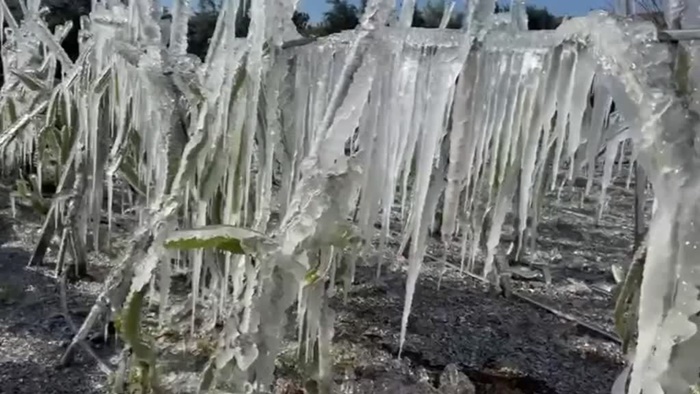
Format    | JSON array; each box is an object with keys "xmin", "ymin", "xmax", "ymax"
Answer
[{"xmin": 1, "ymin": 0, "xmax": 698, "ymax": 392}]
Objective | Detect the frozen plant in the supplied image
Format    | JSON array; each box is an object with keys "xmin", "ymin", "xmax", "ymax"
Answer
[{"xmin": 0, "ymin": 0, "xmax": 699, "ymax": 393}]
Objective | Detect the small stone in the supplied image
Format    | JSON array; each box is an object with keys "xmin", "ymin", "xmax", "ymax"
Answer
[
  {"xmin": 415, "ymin": 366, "xmax": 431, "ymax": 383},
  {"xmin": 439, "ymin": 364, "xmax": 475, "ymax": 394},
  {"xmin": 509, "ymin": 266, "xmax": 540, "ymax": 280},
  {"xmin": 563, "ymin": 278, "xmax": 592, "ymax": 294}
]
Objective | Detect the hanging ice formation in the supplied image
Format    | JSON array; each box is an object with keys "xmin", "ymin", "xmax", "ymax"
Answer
[{"xmin": 1, "ymin": 0, "xmax": 700, "ymax": 391}]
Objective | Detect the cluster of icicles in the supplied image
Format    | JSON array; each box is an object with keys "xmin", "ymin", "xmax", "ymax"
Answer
[{"xmin": 0, "ymin": 0, "xmax": 698, "ymax": 392}]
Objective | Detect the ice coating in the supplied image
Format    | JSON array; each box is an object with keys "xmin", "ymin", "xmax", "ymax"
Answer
[
  {"xmin": 168, "ymin": 0, "xmax": 190, "ymax": 56},
  {"xmin": 1, "ymin": 0, "xmax": 699, "ymax": 392}
]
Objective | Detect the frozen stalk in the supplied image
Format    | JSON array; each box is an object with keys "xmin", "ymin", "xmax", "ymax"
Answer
[{"xmin": 4, "ymin": 0, "xmax": 700, "ymax": 392}]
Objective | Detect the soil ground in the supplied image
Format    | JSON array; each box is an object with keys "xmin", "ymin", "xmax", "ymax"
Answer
[{"xmin": 0, "ymin": 163, "xmax": 646, "ymax": 393}]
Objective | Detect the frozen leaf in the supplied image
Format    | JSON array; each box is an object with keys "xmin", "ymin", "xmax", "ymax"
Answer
[
  {"xmin": 164, "ymin": 225, "xmax": 270, "ymax": 254},
  {"xmin": 119, "ymin": 289, "xmax": 160, "ymax": 391}
]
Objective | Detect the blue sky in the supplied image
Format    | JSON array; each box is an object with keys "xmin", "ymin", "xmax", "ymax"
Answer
[{"xmin": 299, "ymin": 0, "xmax": 610, "ymax": 22}]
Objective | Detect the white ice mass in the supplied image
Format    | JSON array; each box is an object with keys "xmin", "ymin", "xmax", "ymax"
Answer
[{"xmin": 0, "ymin": 0, "xmax": 699, "ymax": 392}]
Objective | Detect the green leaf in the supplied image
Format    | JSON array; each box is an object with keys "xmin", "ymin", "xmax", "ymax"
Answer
[
  {"xmin": 305, "ymin": 269, "xmax": 321, "ymax": 285},
  {"xmin": 119, "ymin": 289, "xmax": 161, "ymax": 393},
  {"xmin": 164, "ymin": 225, "xmax": 269, "ymax": 254}
]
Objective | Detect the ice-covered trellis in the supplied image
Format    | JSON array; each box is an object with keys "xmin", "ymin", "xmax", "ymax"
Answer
[{"xmin": 1, "ymin": 0, "xmax": 700, "ymax": 392}]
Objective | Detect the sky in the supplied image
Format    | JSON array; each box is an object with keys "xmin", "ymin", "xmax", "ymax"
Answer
[{"xmin": 299, "ymin": 0, "xmax": 611, "ymax": 22}]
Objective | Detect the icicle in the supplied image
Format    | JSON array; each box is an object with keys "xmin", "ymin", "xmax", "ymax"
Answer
[
  {"xmin": 190, "ymin": 200, "xmax": 208, "ymax": 333},
  {"xmin": 483, "ymin": 54, "xmax": 512, "ymax": 206},
  {"xmin": 565, "ymin": 47, "xmax": 596, "ymax": 181},
  {"xmin": 317, "ymin": 56, "xmax": 376, "ymax": 170},
  {"xmin": 464, "ymin": 51, "xmax": 496, "ymax": 220},
  {"xmin": 583, "ymin": 79, "xmax": 613, "ymax": 195},
  {"xmin": 441, "ymin": 50, "xmax": 481, "ymax": 239},
  {"xmin": 539, "ymin": 46, "xmax": 564, "ymax": 131},
  {"xmin": 358, "ymin": 0, "xmax": 395, "ymax": 30},
  {"xmin": 168, "ymin": 0, "xmax": 190, "ymax": 56},
  {"xmin": 148, "ymin": 275, "xmax": 157, "ymax": 307},
  {"xmin": 550, "ymin": 45, "xmax": 577, "ymax": 190},
  {"xmin": 525, "ymin": 51, "xmax": 564, "ymax": 252},
  {"xmin": 483, "ymin": 165, "xmax": 519, "ymax": 278},
  {"xmin": 399, "ymin": 44, "xmax": 463, "ymax": 355},
  {"xmin": 614, "ymin": 137, "xmax": 627, "ymax": 180},
  {"xmin": 356, "ymin": 68, "xmax": 387, "ymax": 247},
  {"xmin": 626, "ymin": 139, "xmax": 641, "ymax": 189},
  {"xmin": 510, "ymin": 0, "xmax": 528, "ymax": 31},
  {"xmin": 467, "ymin": 0, "xmax": 497, "ymax": 34},
  {"xmin": 505, "ymin": 55, "xmax": 530, "ymax": 171},
  {"xmin": 598, "ymin": 130, "xmax": 631, "ymax": 221},
  {"xmin": 485, "ymin": 52, "xmax": 516, "ymax": 203},
  {"xmin": 398, "ymin": 0, "xmax": 417, "ymax": 27},
  {"xmin": 515, "ymin": 52, "xmax": 546, "ymax": 259},
  {"xmin": 497, "ymin": 52, "xmax": 525, "ymax": 187},
  {"xmin": 439, "ymin": 1, "xmax": 456, "ymax": 29},
  {"xmin": 398, "ymin": 49, "xmax": 428, "ymax": 224},
  {"xmin": 158, "ymin": 257, "xmax": 171, "ymax": 327}
]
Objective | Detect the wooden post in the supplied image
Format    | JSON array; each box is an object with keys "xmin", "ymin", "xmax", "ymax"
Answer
[{"xmin": 633, "ymin": 162, "xmax": 647, "ymax": 250}]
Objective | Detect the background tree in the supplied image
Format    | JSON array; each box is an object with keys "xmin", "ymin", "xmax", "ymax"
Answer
[
  {"xmin": 564, "ymin": 0, "xmax": 669, "ymax": 29},
  {"xmin": 187, "ymin": 0, "xmax": 312, "ymax": 59},
  {"xmin": 608, "ymin": 0, "xmax": 666, "ymax": 28},
  {"xmin": 495, "ymin": 2, "xmax": 561, "ymax": 30},
  {"xmin": 0, "ymin": 0, "xmax": 561, "ymax": 84},
  {"xmin": 293, "ymin": 10, "xmax": 311, "ymax": 31},
  {"xmin": 526, "ymin": 6, "xmax": 560, "ymax": 30},
  {"xmin": 43, "ymin": 0, "xmax": 91, "ymax": 60},
  {"xmin": 187, "ymin": 11, "xmax": 219, "ymax": 59},
  {"xmin": 317, "ymin": 0, "xmax": 361, "ymax": 35},
  {"xmin": 412, "ymin": 0, "xmax": 463, "ymax": 29}
]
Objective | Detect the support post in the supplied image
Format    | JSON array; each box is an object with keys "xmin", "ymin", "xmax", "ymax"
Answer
[{"xmin": 633, "ymin": 162, "xmax": 647, "ymax": 250}]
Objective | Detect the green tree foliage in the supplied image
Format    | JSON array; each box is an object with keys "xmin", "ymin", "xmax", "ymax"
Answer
[
  {"xmin": 187, "ymin": 11, "xmax": 219, "ymax": 60},
  {"xmin": 525, "ymin": 6, "xmax": 560, "ymax": 30},
  {"xmin": 293, "ymin": 10, "xmax": 311, "ymax": 31},
  {"xmin": 495, "ymin": 2, "xmax": 561, "ymax": 30},
  {"xmin": 317, "ymin": 0, "xmax": 361, "ymax": 35},
  {"xmin": 412, "ymin": 0, "xmax": 464, "ymax": 29},
  {"xmin": 409, "ymin": 0, "xmax": 558, "ymax": 30},
  {"xmin": 42, "ymin": 0, "xmax": 91, "ymax": 62}
]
